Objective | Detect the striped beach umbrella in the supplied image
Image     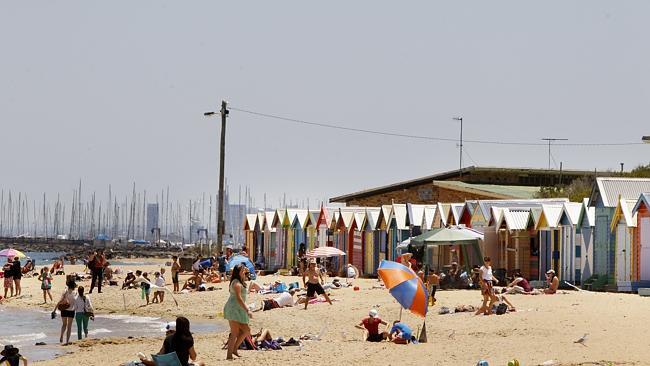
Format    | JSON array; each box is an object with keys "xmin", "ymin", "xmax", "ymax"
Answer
[
  {"xmin": 377, "ymin": 260, "xmax": 428, "ymax": 317},
  {"xmin": 305, "ymin": 246, "xmax": 346, "ymax": 258},
  {"xmin": 0, "ymin": 248, "xmax": 26, "ymax": 258}
]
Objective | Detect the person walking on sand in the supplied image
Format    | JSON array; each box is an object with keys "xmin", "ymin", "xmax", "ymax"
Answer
[
  {"xmin": 38, "ymin": 267, "xmax": 53, "ymax": 304},
  {"xmin": 152, "ymin": 271, "xmax": 165, "ymax": 304},
  {"xmin": 223, "ymin": 263, "xmax": 253, "ymax": 360},
  {"xmin": 3, "ymin": 257, "xmax": 14, "ymax": 298},
  {"xmin": 476, "ymin": 257, "xmax": 499, "ymax": 316},
  {"xmin": 12, "ymin": 257, "xmax": 22, "ymax": 297},
  {"xmin": 89, "ymin": 250, "xmax": 106, "ymax": 294},
  {"xmin": 171, "ymin": 256, "xmax": 181, "ymax": 293},
  {"xmin": 302, "ymin": 259, "xmax": 332, "ymax": 310},
  {"xmin": 74, "ymin": 286, "xmax": 94, "ymax": 340},
  {"xmin": 54, "ymin": 280, "xmax": 78, "ymax": 344}
]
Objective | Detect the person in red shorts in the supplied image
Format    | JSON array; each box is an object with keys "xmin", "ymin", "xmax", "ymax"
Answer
[{"xmin": 356, "ymin": 308, "xmax": 388, "ymax": 342}]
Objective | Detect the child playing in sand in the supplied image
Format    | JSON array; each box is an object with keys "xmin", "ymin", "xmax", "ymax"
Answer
[
  {"xmin": 389, "ymin": 320, "xmax": 412, "ymax": 344},
  {"xmin": 302, "ymin": 259, "xmax": 332, "ymax": 310},
  {"xmin": 171, "ymin": 256, "xmax": 180, "ymax": 293},
  {"xmin": 0, "ymin": 344, "xmax": 28, "ymax": 366},
  {"xmin": 356, "ymin": 309, "xmax": 388, "ymax": 342},
  {"xmin": 38, "ymin": 266, "xmax": 53, "ymax": 304}
]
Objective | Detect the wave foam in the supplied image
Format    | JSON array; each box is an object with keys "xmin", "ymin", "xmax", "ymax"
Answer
[{"xmin": 0, "ymin": 332, "xmax": 47, "ymax": 344}]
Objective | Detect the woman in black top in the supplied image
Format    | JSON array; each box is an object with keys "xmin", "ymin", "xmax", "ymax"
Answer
[
  {"xmin": 12, "ymin": 257, "xmax": 22, "ymax": 296},
  {"xmin": 141, "ymin": 317, "xmax": 204, "ymax": 366}
]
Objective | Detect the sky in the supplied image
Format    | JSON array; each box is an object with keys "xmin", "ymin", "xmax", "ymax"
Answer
[{"xmin": 1, "ymin": 1, "xmax": 649, "ymax": 208}]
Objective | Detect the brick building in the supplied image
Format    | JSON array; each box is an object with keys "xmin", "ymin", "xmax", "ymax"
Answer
[{"xmin": 330, "ymin": 166, "xmax": 613, "ymax": 206}]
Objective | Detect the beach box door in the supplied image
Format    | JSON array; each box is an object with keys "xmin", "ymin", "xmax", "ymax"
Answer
[
  {"xmin": 641, "ymin": 217, "xmax": 650, "ymax": 281},
  {"xmin": 616, "ymin": 224, "xmax": 630, "ymax": 282}
]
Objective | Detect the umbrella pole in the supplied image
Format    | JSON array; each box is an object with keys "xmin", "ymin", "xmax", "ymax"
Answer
[{"xmin": 399, "ymin": 307, "xmax": 403, "ymax": 322}]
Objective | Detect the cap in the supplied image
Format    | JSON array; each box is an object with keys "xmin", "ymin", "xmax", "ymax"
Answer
[
  {"xmin": 546, "ymin": 269, "xmax": 555, "ymax": 275},
  {"xmin": 127, "ymin": 270, "xmax": 133, "ymax": 274},
  {"xmin": 165, "ymin": 322, "xmax": 176, "ymax": 332},
  {"xmin": 309, "ymin": 258, "xmax": 317, "ymax": 264},
  {"xmin": 369, "ymin": 309, "xmax": 378, "ymax": 318}
]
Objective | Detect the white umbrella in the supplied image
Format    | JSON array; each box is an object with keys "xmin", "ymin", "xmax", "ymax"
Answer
[{"xmin": 306, "ymin": 246, "xmax": 346, "ymax": 258}]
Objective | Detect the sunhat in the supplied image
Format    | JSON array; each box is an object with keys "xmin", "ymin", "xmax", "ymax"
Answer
[
  {"xmin": 1, "ymin": 345, "xmax": 19, "ymax": 357},
  {"xmin": 546, "ymin": 269, "xmax": 555, "ymax": 275},
  {"xmin": 369, "ymin": 309, "xmax": 378, "ymax": 318}
]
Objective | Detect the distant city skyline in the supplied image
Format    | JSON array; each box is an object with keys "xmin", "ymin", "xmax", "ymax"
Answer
[{"xmin": 1, "ymin": 1, "xmax": 649, "ymax": 207}]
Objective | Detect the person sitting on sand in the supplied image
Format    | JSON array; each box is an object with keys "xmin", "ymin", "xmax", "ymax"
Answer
[
  {"xmin": 492, "ymin": 294, "xmax": 516, "ymax": 313},
  {"xmin": 182, "ymin": 271, "xmax": 205, "ymax": 292},
  {"xmin": 122, "ymin": 271, "xmax": 137, "ymax": 289},
  {"xmin": 0, "ymin": 344, "xmax": 28, "ymax": 366},
  {"xmin": 506, "ymin": 270, "xmax": 533, "ymax": 294},
  {"xmin": 545, "ymin": 269, "xmax": 559, "ymax": 294},
  {"xmin": 389, "ymin": 320, "xmax": 412, "ymax": 344},
  {"xmin": 356, "ymin": 309, "xmax": 388, "ymax": 342},
  {"xmin": 302, "ymin": 259, "xmax": 332, "ymax": 310},
  {"xmin": 137, "ymin": 316, "xmax": 205, "ymax": 366}
]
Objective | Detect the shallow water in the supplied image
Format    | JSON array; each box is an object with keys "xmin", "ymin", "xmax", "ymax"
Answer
[{"xmin": 0, "ymin": 306, "xmax": 222, "ymax": 362}]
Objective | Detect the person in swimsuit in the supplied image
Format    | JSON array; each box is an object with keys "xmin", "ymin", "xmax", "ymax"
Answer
[
  {"xmin": 302, "ymin": 259, "xmax": 332, "ymax": 310},
  {"xmin": 476, "ymin": 257, "xmax": 499, "ymax": 316},
  {"xmin": 223, "ymin": 263, "xmax": 253, "ymax": 360},
  {"xmin": 545, "ymin": 269, "xmax": 559, "ymax": 294},
  {"xmin": 171, "ymin": 256, "xmax": 181, "ymax": 293},
  {"xmin": 12, "ymin": 257, "xmax": 22, "ymax": 297},
  {"xmin": 3, "ymin": 257, "xmax": 14, "ymax": 298},
  {"xmin": 38, "ymin": 266, "xmax": 53, "ymax": 303}
]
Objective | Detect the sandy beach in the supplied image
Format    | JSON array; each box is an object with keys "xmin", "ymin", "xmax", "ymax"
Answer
[{"xmin": 0, "ymin": 259, "xmax": 647, "ymax": 365}]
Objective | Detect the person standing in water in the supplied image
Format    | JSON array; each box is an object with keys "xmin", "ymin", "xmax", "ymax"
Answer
[
  {"xmin": 74, "ymin": 286, "xmax": 94, "ymax": 340},
  {"xmin": 54, "ymin": 280, "xmax": 78, "ymax": 344}
]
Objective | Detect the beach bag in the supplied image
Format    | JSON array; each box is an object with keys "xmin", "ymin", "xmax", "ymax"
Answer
[
  {"xmin": 57, "ymin": 299, "xmax": 69, "ymax": 312},
  {"xmin": 495, "ymin": 303, "xmax": 508, "ymax": 315}
]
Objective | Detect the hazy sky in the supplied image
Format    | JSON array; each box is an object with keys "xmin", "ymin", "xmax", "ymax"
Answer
[{"xmin": 1, "ymin": 1, "xmax": 649, "ymax": 208}]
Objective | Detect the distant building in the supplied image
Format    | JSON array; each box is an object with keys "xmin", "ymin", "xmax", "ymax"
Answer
[
  {"xmin": 146, "ymin": 203, "xmax": 159, "ymax": 241},
  {"xmin": 330, "ymin": 166, "xmax": 617, "ymax": 206}
]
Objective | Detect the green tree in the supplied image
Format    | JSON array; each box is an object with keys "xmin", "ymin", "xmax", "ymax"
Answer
[{"xmin": 536, "ymin": 177, "xmax": 593, "ymax": 202}]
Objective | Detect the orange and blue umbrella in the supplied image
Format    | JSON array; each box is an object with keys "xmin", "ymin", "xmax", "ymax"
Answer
[{"xmin": 377, "ymin": 260, "xmax": 428, "ymax": 317}]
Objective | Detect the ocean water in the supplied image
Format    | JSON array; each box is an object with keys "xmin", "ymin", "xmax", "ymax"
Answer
[
  {"xmin": 0, "ymin": 307, "xmax": 222, "ymax": 362},
  {"xmin": 19, "ymin": 252, "xmax": 159, "ymax": 267}
]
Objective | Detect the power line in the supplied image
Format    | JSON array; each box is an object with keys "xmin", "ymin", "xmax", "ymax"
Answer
[{"xmin": 230, "ymin": 106, "xmax": 645, "ymax": 147}]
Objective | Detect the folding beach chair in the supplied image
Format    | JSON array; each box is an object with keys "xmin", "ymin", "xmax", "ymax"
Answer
[{"xmin": 151, "ymin": 352, "xmax": 182, "ymax": 366}]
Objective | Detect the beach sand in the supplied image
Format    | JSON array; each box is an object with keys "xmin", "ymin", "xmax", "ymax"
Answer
[{"xmin": 3, "ymin": 260, "xmax": 648, "ymax": 365}]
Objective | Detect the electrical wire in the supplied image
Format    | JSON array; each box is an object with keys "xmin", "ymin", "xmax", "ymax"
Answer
[{"xmin": 229, "ymin": 106, "xmax": 646, "ymax": 147}]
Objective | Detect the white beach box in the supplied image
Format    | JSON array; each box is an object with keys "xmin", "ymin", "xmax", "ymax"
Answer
[{"xmin": 638, "ymin": 288, "xmax": 650, "ymax": 296}]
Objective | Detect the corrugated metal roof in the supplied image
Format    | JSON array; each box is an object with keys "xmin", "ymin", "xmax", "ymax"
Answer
[
  {"xmin": 595, "ymin": 178, "xmax": 650, "ymax": 207},
  {"xmin": 438, "ymin": 203, "xmax": 450, "ymax": 226},
  {"xmin": 496, "ymin": 208, "xmax": 531, "ymax": 231},
  {"xmin": 539, "ymin": 204, "xmax": 564, "ymax": 229},
  {"xmin": 338, "ymin": 210, "xmax": 355, "ymax": 229},
  {"xmin": 245, "ymin": 214, "xmax": 257, "ymax": 230},
  {"xmin": 381, "ymin": 205, "xmax": 393, "ymax": 228},
  {"xmin": 477, "ymin": 198, "xmax": 569, "ymax": 224},
  {"xmin": 407, "ymin": 203, "xmax": 426, "ymax": 228},
  {"xmin": 561, "ymin": 202, "xmax": 582, "ymax": 226},
  {"xmin": 353, "ymin": 211, "xmax": 367, "ymax": 229},
  {"xmin": 392, "ymin": 204, "xmax": 408, "ymax": 230},
  {"xmin": 632, "ymin": 193, "xmax": 650, "ymax": 215},
  {"xmin": 366, "ymin": 208, "xmax": 381, "ymax": 230},
  {"xmin": 450, "ymin": 203, "xmax": 465, "ymax": 225},
  {"xmin": 621, "ymin": 199, "xmax": 638, "ymax": 228},
  {"xmin": 433, "ymin": 181, "xmax": 540, "ymax": 199},
  {"xmin": 422, "ymin": 206, "xmax": 437, "ymax": 229},
  {"xmin": 489, "ymin": 207, "xmax": 504, "ymax": 226},
  {"xmin": 264, "ymin": 211, "xmax": 276, "ymax": 230}
]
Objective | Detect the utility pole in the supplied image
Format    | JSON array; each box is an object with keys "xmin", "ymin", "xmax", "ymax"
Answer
[
  {"xmin": 541, "ymin": 138, "xmax": 568, "ymax": 170},
  {"xmin": 204, "ymin": 100, "xmax": 229, "ymax": 253},
  {"xmin": 452, "ymin": 117, "xmax": 463, "ymax": 178}
]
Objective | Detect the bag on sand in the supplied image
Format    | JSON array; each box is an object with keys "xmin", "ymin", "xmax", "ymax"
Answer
[{"xmin": 495, "ymin": 303, "xmax": 508, "ymax": 315}]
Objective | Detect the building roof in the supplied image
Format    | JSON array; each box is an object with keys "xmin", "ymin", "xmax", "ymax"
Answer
[
  {"xmin": 538, "ymin": 204, "xmax": 564, "ymax": 229},
  {"xmin": 449, "ymin": 203, "xmax": 465, "ymax": 225},
  {"xmin": 560, "ymin": 202, "xmax": 583, "ymax": 226},
  {"xmin": 632, "ymin": 193, "xmax": 650, "ymax": 215},
  {"xmin": 476, "ymin": 198, "xmax": 569, "ymax": 225},
  {"xmin": 263, "ymin": 211, "xmax": 276, "ymax": 230},
  {"xmin": 391, "ymin": 204, "xmax": 409, "ymax": 230},
  {"xmin": 330, "ymin": 166, "xmax": 609, "ymax": 203},
  {"xmin": 433, "ymin": 181, "xmax": 540, "ymax": 200},
  {"xmin": 496, "ymin": 208, "xmax": 531, "ymax": 231},
  {"xmin": 592, "ymin": 178, "xmax": 650, "ymax": 208},
  {"xmin": 422, "ymin": 206, "xmax": 437, "ymax": 229},
  {"xmin": 244, "ymin": 214, "xmax": 258, "ymax": 231},
  {"xmin": 611, "ymin": 198, "xmax": 638, "ymax": 230},
  {"xmin": 437, "ymin": 203, "xmax": 451, "ymax": 226},
  {"xmin": 407, "ymin": 204, "xmax": 426, "ymax": 228},
  {"xmin": 366, "ymin": 208, "xmax": 381, "ymax": 230}
]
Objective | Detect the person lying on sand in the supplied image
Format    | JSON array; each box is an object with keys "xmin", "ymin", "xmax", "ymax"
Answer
[
  {"xmin": 254, "ymin": 289, "xmax": 297, "ymax": 312},
  {"xmin": 355, "ymin": 308, "xmax": 388, "ymax": 342},
  {"xmin": 388, "ymin": 320, "xmax": 412, "ymax": 344},
  {"xmin": 545, "ymin": 270, "xmax": 559, "ymax": 294}
]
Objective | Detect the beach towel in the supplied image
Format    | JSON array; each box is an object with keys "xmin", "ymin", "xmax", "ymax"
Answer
[{"xmin": 151, "ymin": 351, "xmax": 182, "ymax": 366}]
